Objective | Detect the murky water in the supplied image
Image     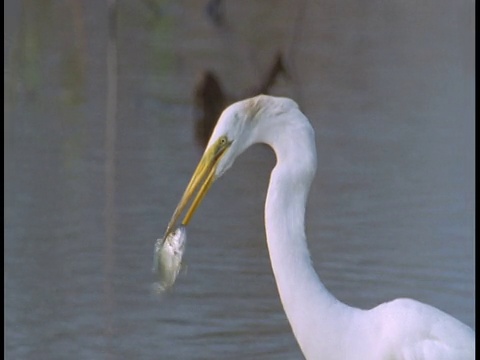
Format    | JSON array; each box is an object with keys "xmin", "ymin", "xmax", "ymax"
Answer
[{"xmin": 4, "ymin": 1, "xmax": 474, "ymax": 359}]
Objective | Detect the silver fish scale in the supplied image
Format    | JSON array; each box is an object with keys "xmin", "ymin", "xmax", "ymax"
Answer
[{"xmin": 153, "ymin": 225, "xmax": 187, "ymax": 290}]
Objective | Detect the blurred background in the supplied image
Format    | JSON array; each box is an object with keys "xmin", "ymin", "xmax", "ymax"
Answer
[{"xmin": 4, "ymin": 1, "xmax": 474, "ymax": 359}]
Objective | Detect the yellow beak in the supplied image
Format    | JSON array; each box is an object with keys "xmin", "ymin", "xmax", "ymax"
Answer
[{"xmin": 164, "ymin": 136, "xmax": 231, "ymax": 237}]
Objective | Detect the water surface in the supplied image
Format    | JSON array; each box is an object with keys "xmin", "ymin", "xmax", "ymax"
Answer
[{"xmin": 5, "ymin": 1, "xmax": 474, "ymax": 359}]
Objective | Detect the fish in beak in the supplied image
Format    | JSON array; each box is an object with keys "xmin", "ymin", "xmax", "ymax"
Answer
[{"xmin": 153, "ymin": 136, "xmax": 231, "ymax": 290}]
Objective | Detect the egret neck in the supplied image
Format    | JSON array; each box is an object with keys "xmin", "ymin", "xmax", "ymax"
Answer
[{"xmin": 260, "ymin": 110, "xmax": 358, "ymax": 358}]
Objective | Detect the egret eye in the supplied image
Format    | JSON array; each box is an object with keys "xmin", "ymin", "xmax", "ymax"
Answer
[{"xmin": 213, "ymin": 136, "xmax": 229, "ymax": 159}]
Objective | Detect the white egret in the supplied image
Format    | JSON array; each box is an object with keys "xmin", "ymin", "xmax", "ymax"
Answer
[{"xmin": 165, "ymin": 95, "xmax": 475, "ymax": 359}]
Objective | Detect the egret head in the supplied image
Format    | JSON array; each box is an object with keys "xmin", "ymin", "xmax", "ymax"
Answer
[{"xmin": 165, "ymin": 95, "xmax": 299, "ymax": 234}]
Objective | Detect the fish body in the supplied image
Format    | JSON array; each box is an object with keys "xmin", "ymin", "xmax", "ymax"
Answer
[{"xmin": 153, "ymin": 225, "xmax": 187, "ymax": 289}]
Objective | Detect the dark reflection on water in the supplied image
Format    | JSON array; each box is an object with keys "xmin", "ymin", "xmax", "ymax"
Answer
[{"xmin": 5, "ymin": 1, "xmax": 474, "ymax": 359}]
